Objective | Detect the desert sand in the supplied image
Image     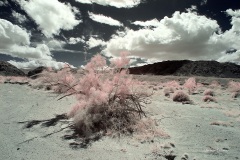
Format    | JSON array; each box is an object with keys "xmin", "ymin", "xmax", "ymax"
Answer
[{"xmin": 0, "ymin": 75, "xmax": 240, "ymax": 160}]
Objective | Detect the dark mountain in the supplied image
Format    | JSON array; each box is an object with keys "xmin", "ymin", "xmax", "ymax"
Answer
[
  {"xmin": 129, "ymin": 60, "xmax": 240, "ymax": 78},
  {"xmin": 0, "ymin": 61, "xmax": 26, "ymax": 76},
  {"xmin": 27, "ymin": 66, "xmax": 47, "ymax": 79}
]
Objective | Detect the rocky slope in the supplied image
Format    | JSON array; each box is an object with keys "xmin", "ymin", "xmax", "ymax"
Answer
[
  {"xmin": 129, "ymin": 60, "xmax": 240, "ymax": 78},
  {"xmin": 0, "ymin": 61, "xmax": 26, "ymax": 76}
]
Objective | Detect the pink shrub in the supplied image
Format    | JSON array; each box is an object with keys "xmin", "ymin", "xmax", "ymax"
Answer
[
  {"xmin": 231, "ymin": 92, "xmax": 240, "ymax": 98},
  {"xmin": 0, "ymin": 76, "xmax": 5, "ymax": 83},
  {"xmin": 163, "ymin": 87, "xmax": 175, "ymax": 97},
  {"xmin": 210, "ymin": 80, "xmax": 221, "ymax": 88},
  {"xmin": 110, "ymin": 51, "xmax": 130, "ymax": 69},
  {"xmin": 228, "ymin": 81, "xmax": 240, "ymax": 98},
  {"xmin": 172, "ymin": 90, "xmax": 190, "ymax": 102},
  {"xmin": 163, "ymin": 80, "xmax": 180, "ymax": 89},
  {"xmin": 31, "ymin": 66, "xmax": 76, "ymax": 93},
  {"xmin": 64, "ymin": 54, "xmax": 151, "ymax": 137},
  {"xmin": 183, "ymin": 77, "xmax": 197, "ymax": 94},
  {"xmin": 228, "ymin": 81, "xmax": 240, "ymax": 93},
  {"xmin": 203, "ymin": 89, "xmax": 214, "ymax": 96},
  {"xmin": 202, "ymin": 95, "xmax": 216, "ymax": 102}
]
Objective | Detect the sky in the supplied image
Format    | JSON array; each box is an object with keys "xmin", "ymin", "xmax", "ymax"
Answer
[{"xmin": 0, "ymin": 0, "xmax": 240, "ymax": 69}]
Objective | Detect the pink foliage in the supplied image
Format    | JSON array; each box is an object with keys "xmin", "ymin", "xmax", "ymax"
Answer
[
  {"xmin": 172, "ymin": 90, "xmax": 190, "ymax": 102},
  {"xmin": 210, "ymin": 80, "xmax": 221, "ymax": 88},
  {"xmin": 110, "ymin": 52, "xmax": 130, "ymax": 68},
  {"xmin": 64, "ymin": 53, "xmax": 150, "ymax": 136},
  {"xmin": 203, "ymin": 89, "xmax": 214, "ymax": 96},
  {"xmin": 30, "ymin": 53, "xmax": 150, "ymax": 136},
  {"xmin": 202, "ymin": 95, "xmax": 216, "ymax": 102},
  {"xmin": 0, "ymin": 76, "xmax": 5, "ymax": 83},
  {"xmin": 183, "ymin": 77, "xmax": 197, "ymax": 94},
  {"xmin": 164, "ymin": 80, "xmax": 180, "ymax": 89},
  {"xmin": 32, "ymin": 66, "xmax": 76, "ymax": 93},
  {"xmin": 228, "ymin": 81, "xmax": 240, "ymax": 93},
  {"xmin": 85, "ymin": 54, "xmax": 107, "ymax": 72}
]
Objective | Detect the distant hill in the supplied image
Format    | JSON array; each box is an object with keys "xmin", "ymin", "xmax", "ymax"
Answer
[
  {"xmin": 129, "ymin": 60, "xmax": 240, "ymax": 78},
  {"xmin": 0, "ymin": 61, "xmax": 26, "ymax": 76}
]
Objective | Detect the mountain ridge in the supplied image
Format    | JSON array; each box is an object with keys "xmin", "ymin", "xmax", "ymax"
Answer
[{"xmin": 129, "ymin": 60, "xmax": 240, "ymax": 78}]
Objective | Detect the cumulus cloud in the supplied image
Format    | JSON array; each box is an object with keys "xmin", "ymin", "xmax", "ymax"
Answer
[
  {"xmin": 225, "ymin": 9, "xmax": 240, "ymax": 33},
  {"xmin": 0, "ymin": 19, "xmax": 65, "ymax": 69},
  {"xmin": 218, "ymin": 50, "xmax": 240, "ymax": 63},
  {"xmin": 88, "ymin": 12, "xmax": 123, "ymax": 26},
  {"xmin": 17, "ymin": 0, "xmax": 81, "ymax": 37},
  {"xmin": 8, "ymin": 59, "xmax": 68, "ymax": 69},
  {"xmin": 103, "ymin": 10, "xmax": 236, "ymax": 63},
  {"xmin": 86, "ymin": 37, "xmax": 106, "ymax": 49},
  {"xmin": 12, "ymin": 11, "xmax": 27, "ymax": 23},
  {"xmin": 0, "ymin": 19, "xmax": 51, "ymax": 59},
  {"xmin": 75, "ymin": 0, "xmax": 141, "ymax": 8},
  {"xmin": 216, "ymin": 9, "xmax": 240, "ymax": 63},
  {"xmin": 0, "ymin": 19, "xmax": 30, "ymax": 49}
]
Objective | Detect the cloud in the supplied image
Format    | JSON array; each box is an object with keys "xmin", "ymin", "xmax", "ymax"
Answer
[
  {"xmin": 88, "ymin": 12, "xmax": 123, "ymax": 26},
  {"xmin": 12, "ymin": 11, "xmax": 27, "ymax": 23},
  {"xmin": 225, "ymin": 9, "xmax": 240, "ymax": 33},
  {"xmin": 103, "ymin": 9, "xmax": 240, "ymax": 65},
  {"xmin": 8, "ymin": 59, "xmax": 67, "ymax": 69},
  {"xmin": 45, "ymin": 39, "xmax": 66, "ymax": 50},
  {"xmin": 17, "ymin": 0, "xmax": 81, "ymax": 37},
  {"xmin": 103, "ymin": 10, "xmax": 234, "ymax": 63},
  {"xmin": 0, "ymin": 0, "xmax": 9, "ymax": 6},
  {"xmin": 0, "ymin": 19, "xmax": 52, "ymax": 59},
  {"xmin": 0, "ymin": 19, "xmax": 65, "ymax": 69},
  {"xmin": 75, "ymin": 0, "xmax": 141, "ymax": 8},
  {"xmin": 86, "ymin": 37, "xmax": 106, "ymax": 49},
  {"xmin": 0, "ymin": 19, "xmax": 30, "ymax": 49},
  {"xmin": 132, "ymin": 19, "xmax": 160, "ymax": 27},
  {"xmin": 218, "ymin": 50, "xmax": 240, "ymax": 63},
  {"xmin": 216, "ymin": 9, "xmax": 240, "ymax": 63},
  {"xmin": 68, "ymin": 37, "xmax": 85, "ymax": 44}
]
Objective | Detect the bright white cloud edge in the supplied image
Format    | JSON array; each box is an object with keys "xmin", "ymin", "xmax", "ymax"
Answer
[
  {"xmin": 75, "ymin": 0, "xmax": 141, "ymax": 8},
  {"xmin": 88, "ymin": 12, "xmax": 123, "ymax": 26},
  {"xmin": 0, "ymin": 19, "xmax": 66, "ymax": 69},
  {"xmin": 17, "ymin": 0, "xmax": 81, "ymax": 38}
]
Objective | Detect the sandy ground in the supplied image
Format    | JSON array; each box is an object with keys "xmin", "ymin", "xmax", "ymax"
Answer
[{"xmin": 1, "ymin": 75, "xmax": 240, "ymax": 160}]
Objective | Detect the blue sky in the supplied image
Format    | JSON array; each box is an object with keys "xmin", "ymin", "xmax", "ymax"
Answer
[{"xmin": 0, "ymin": 0, "xmax": 240, "ymax": 69}]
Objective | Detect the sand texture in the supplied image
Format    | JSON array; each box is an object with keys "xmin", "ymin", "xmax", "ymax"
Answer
[{"xmin": 1, "ymin": 75, "xmax": 240, "ymax": 160}]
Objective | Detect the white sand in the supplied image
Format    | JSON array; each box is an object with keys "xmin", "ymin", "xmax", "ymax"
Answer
[{"xmin": 0, "ymin": 77, "xmax": 240, "ymax": 160}]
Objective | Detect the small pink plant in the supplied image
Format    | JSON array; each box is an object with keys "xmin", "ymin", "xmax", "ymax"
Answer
[
  {"xmin": 203, "ymin": 89, "xmax": 214, "ymax": 96},
  {"xmin": 183, "ymin": 77, "xmax": 197, "ymax": 94},
  {"xmin": 32, "ymin": 66, "xmax": 76, "ymax": 93},
  {"xmin": 228, "ymin": 81, "xmax": 240, "ymax": 98},
  {"xmin": 163, "ymin": 87, "xmax": 174, "ymax": 97},
  {"xmin": 202, "ymin": 95, "xmax": 216, "ymax": 102},
  {"xmin": 172, "ymin": 90, "xmax": 190, "ymax": 102},
  {"xmin": 163, "ymin": 80, "xmax": 181, "ymax": 89},
  {"xmin": 0, "ymin": 76, "xmax": 5, "ymax": 83},
  {"xmin": 210, "ymin": 80, "xmax": 221, "ymax": 88}
]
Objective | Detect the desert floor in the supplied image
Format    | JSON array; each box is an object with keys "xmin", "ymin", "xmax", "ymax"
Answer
[{"xmin": 0, "ymin": 75, "xmax": 240, "ymax": 160}]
